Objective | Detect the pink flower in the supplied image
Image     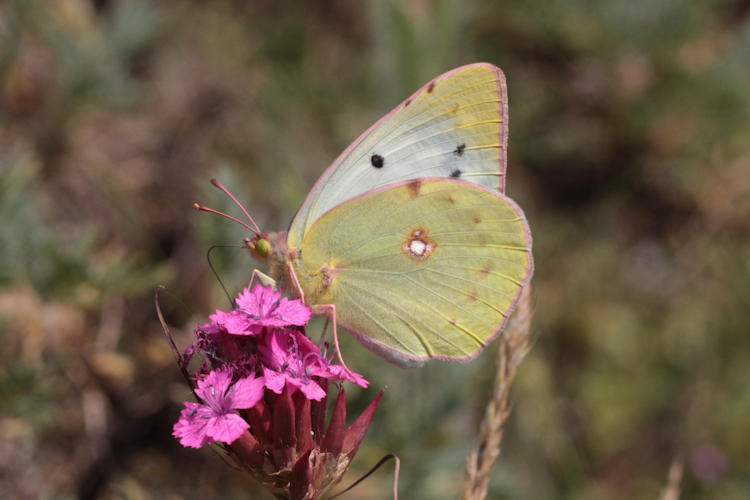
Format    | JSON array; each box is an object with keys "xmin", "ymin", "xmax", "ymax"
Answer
[
  {"xmin": 259, "ymin": 329, "xmax": 369, "ymax": 400},
  {"xmin": 168, "ymin": 275, "xmax": 381, "ymax": 499},
  {"xmin": 173, "ymin": 367, "xmax": 265, "ymax": 448},
  {"xmin": 259, "ymin": 329, "xmax": 328, "ymax": 400},
  {"xmin": 211, "ymin": 284, "xmax": 311, "ymax": 336}
]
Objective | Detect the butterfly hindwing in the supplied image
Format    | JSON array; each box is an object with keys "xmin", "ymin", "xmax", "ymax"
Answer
[
  {"xmin": 289, "ymin": 179, "xmax": 532, "ymax": 367},
  {"xmin": 289, "ymin": 63, "xmax": 508, "ymax": 245}
]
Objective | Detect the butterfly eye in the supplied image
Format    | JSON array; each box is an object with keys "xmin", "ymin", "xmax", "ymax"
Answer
[
  {"xmin": 246, "ymin": 236, "xmax": 271, "ymax": 259},
  {"xmin": 256, "ymin": 238, "xmax": 270, "ymax": 256}
]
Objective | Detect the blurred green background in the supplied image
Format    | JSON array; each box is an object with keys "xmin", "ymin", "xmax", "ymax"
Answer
[{"xmin": 2, "ymin": 0, "xmax": 749, "ymax": 498}]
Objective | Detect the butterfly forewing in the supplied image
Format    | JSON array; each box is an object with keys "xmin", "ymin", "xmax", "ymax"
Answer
[
  {"xmin": 289, "ymin": 179, "xmax": 532, "ymax": 367},
  {"xmin": 289, "ymin": 63, "xmax": 509, "ymax": 245}
]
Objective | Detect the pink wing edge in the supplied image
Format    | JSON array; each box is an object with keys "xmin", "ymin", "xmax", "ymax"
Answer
[
  {"xmin": 309, "ymin": 176, "xmax": 533, "ymax": 369},
  {"xmin": 286, "ymin": 62, "xmax": 510, "ymax": 234}
]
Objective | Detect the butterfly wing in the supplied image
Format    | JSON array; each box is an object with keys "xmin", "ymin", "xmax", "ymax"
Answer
[
  {"xmin": 288, "ymin": 179, "xmax": 532, "ymax": 367},
  {"xmin": 288, "ymin": 63, "xmax": 509, "ymax": 245}
]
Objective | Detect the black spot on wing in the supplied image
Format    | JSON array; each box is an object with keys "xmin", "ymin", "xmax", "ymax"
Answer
[
  {"xmin": 371, "ymin": 154, "xmax": 384, "ymax": 169},
  {"xmin": 450, "ymin": 169, "xmax": 461, "ymax": 178},
  {"xmin": 454, "ymin": 143, "xmax": 466, "ymax": 156}
]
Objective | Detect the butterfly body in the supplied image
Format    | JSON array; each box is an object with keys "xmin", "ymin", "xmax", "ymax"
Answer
[{"xmin": 248, "ymin": 63, "xmax": 533, "ymax": 368}]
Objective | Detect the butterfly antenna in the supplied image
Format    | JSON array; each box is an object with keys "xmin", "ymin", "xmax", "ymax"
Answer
[
  {"xmin": 193, "ymin": 203, "xmax": 260, "ymax": 236},
  {"xmin": 210, "ymin": 178, "xmax": 262, "ymax": 234},
  {"xmin": 206, "ymin": 245, "xmax": 239, "ymax": 308},
  {"xmin": 329, "ymin": 453, "xmax": 400, "ymax": 500}
]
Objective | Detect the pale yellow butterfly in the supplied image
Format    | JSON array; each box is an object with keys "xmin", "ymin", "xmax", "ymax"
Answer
[{"xmin": 202, "ymin": 63, "xmax": 533, "ymax": 368}]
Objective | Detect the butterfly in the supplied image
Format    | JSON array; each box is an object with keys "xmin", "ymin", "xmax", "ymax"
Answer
[{"xmin": 203, "ymin": 63, "xmax": 533, "ymax": 368}]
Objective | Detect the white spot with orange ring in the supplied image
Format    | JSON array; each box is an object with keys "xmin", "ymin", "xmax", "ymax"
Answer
[
  {"xmin": 402, "ymin": 227, "xmax": 436, "ymax": 261},
  {"xmin": 409, "ymin": 239, "xmax": 427, "ymax": 256}
]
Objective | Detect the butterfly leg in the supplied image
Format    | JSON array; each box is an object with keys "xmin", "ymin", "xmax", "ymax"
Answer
[
  {"xmin": 286, "ymin": 262, "xmax": 306, "ymax": 302},
  {"xmin": 248, "ymin": 269, "xmax": 277, "ymax": 289},
  {"xmin": 310, "ymin": 303, "xmax": 356, "ymax": 379},
  {"xmin": 286, "ymin": 261, "xmax": 356, "ymax": 378}
]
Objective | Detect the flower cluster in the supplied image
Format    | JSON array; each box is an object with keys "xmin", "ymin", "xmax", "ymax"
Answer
[{"xmin": 172, "ymin": 283, "xmax": 380, "ymax": 499}]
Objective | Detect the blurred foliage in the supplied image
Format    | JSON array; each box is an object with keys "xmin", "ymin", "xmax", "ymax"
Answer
[{"xmin": 1, "ymin": 0, "xmax": 749, "ymax": 499}]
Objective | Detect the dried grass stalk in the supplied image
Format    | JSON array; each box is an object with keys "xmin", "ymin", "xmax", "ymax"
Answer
[
  {"xmin": 660, "ymin": 457, "xmax": 684, "ymax": 500},
  {"xmin": 461, "ymin": 285, "xmax": 533, "ymax": 500}
]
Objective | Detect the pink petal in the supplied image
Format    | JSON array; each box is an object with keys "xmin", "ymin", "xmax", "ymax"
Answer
[
  {"xmin": 259, "ymin": 330, "xmax": 290, "ymax": 368},
  {"xmin": 195, "ymin": 367, "xmax": 233, "ymax": 405},
  {"xmin": 230, "ymin": 375, "xmax": 266, "ymax": 409},
  {"xmin": 206, "ymin": 412, "xmax": 250, "ymax": 444},
  {"xmin": 224, "ymin": 314, "xmax": 261, "ymax": 336},
  {"xmin": 263, "ymin": 366, "xmax": 286, "ymax": 394},
  {"xmin": 289, "ymin": 377, "xmax": 326, "ymax": 401},
  {"xmin": 347, "ymin": 371, "xmax": 369, "ymax": 388},
  {"xmin": 208, "ymin": 309, "xmax": 232, "ymax": 326},
  {"xmin": 235, "ymin": 285, "xmax": 280, "ymax": 316},
  {"xmin": 235, "ymin": 285, "xmax": 311, "ymax": 327},
  {"xmin": 327, "ymin": 365, "xmax": 369, "ymax": 388},
  {"xmin": 290, "ymin": 329, "xmax": 318, "ymax": 354},
  {"xmin": 210, "ymin": 309, "xmax": 260, "ymax": 336},
  {"xmin": 195, "ymin": 366, "xmax": 232, "ymax": 411},
  {"xmin": 173, "ymin": 402, "xmax": 213, "ymax": 448},
  {"xmin": 275, "ymin": 297, "xmax": 311, "ymax": 326}
]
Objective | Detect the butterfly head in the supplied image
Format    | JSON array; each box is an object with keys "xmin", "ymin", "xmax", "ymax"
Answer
[
  {"xmin": 245, "ymin": 231, "xmax": 293, "ymax": 286},
  {"xmin": 244, "ymin": 231, "xmax": 288, "ymax": 260},
  {"xmin": 244, "ymin": 234, "xmax": 271, "ymax": 261}
]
